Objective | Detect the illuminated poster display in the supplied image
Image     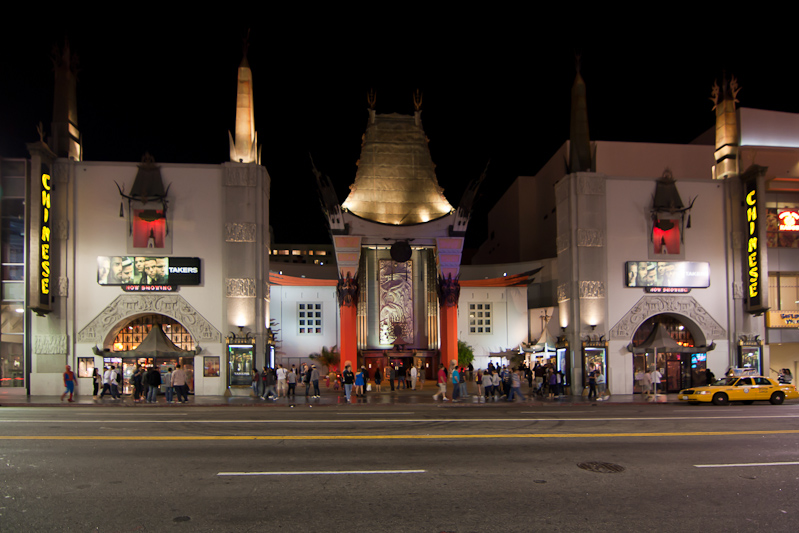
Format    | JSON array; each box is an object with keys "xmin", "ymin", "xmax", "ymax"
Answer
[
  {"xmin": 132, "ymin": 209, "xmax": 166, "ymax": 248},
  {"xmin": 625, "ymin": 261, "xmax": 710, "ymax": 289},
  {"xmin": 97, "ymin": 256, "xmax": 201, "ymax": 286},
  {"xmin": 742, "ymin": 170, "xmax": 769, "ymax": 315}
]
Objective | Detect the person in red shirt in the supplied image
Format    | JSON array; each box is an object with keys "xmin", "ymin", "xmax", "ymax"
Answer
[
  {"xmin": 432, "ymin": 364, "xmax": 449, "ymax": 401},
  {"xmin": 61, "ymin": 365, "xmax": 77, "ymax": 402}
]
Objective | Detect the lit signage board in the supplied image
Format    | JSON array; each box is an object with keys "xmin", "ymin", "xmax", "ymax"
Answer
[
  {"xmin": 778, "ymin": 210, "xmax": 799, "ymax": 231},
  {"xmin": 39, "ymin": 167, "xmax": 52, "ymax": 306},
  {"xmin": 625, "ymin": 261, "xmax": 710, "ymax": 289},
  {"xmin": 766, "ymin": 311, "xmax": 799, "ymax": 328},
  {"xmin": 97, "ymin": 256, "xmax": 201, "ymax": 286},
  {"xmin": 741, "ymin": 166, "xmax": 769, "ymax": 315}
]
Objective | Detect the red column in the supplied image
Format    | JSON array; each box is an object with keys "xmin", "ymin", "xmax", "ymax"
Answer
[
  {"xmin": 340, "ymin": 303, "xmax": 357, "ymax": 370},
  {"xmin": 439, "ymin": 302, "xmax": 458, "ymax": 369}
]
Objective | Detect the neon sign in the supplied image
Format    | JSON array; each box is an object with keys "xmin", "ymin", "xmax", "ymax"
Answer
[
  {"xmin": 746, "ymin": 188, "xmax": 758, "ymax": 300},
  {"xmin": 40, "ymin": 171, "xmax": 52, "ymax": 301},
  {"xmin": 778, "ymin": 210, "xmax": 799, "ymax": 231}
]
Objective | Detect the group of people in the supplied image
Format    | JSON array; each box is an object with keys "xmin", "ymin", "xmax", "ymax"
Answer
[
  {"xmin": 83, "ymin": 364, "xmax": 189, "ymax": 403},
  {"xmin": 100, "ymin": 256, "xmax": 168, "ymax": 285},
  {"xmin": 253, "ymin": 363, "xmax": 322, "ymax": 401},
  {"xmin": 778, "ymin": 368, "xmax": 793, "ymax": 384}
]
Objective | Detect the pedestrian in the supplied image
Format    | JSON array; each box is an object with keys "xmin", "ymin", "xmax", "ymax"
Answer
[
  {"xmin": 547, "ymin": 368, "xmax": 557, "ymax": 400},
  {"xmin": 587, "ymin": 367, "xmax": 598, "ymax": 400},
  {"xmin": 311, "ymin": 364, "xmax": 321, "ymax": 398},
  {"xmin": 92, "ymin": 367, "xmax": 101, "ymax": 399},
  {"xmin": 276, "ymin": 364, "xmax": 287, "ymax": 398},
  {"xmin": 354, "ymin": 366, "xmax": 365, "ymax": 397},
  {"xmin": 706, "ymin": 368, "xmax": 716, "ymax": 385},
  {"xmin": 451, "ymin": 365, "xmax": 461, "ymax": 401},
  {"xmin": 509, "ymin": 367, "xmax": 526, "ymax": 402},
  {"xmin": 410, "ymin": 365, "xmax": 418, "ymax": 390},
  {"xmin": 388, "ymin": 365, "xmax": 395, "ymax": 391},
  {"xmin": 251, "ymin": 368, "xmax": 261, "ymax": 397},
  {"xmin": 287, "ymin": 366, "xmax": 297, "ymax": 397},
  {"xmin": 650, "ymin": 366, "xmax": 662, "ymax": 396},
  {"xmin": 475, "ymin": 368, "xmax": 483, "ymax": 397},
  {"xmin": 305, "ymin": 363, "xmax": 314, "ymax": 398},
  {"xmin": 397, "ymin": 365, "xmax": 406, "ymax": 389},
  {"xmin": 778, "ymin": 368, "xmax": 792, "ymax": 384},
  {"xmin": 459, "ymin": 367, "xmax": 467, "ymax": 398},
  {"xmin": 432, "ymin": 364, "xmax": 448, "ymax": 401},
  {"xmin": 165, "ymin": 368, "xmax": 174, "ymax": 403},
  {"xmin": 146, "ymin": 366, "xmax": 161, "ymax": 403},
  {"xmin": 99, "ymin": 366, "xmax": 112, "ymax": 399},
  {"xmin": 491, "ymin": 370, "xmax": 501, "ymax": 401},
  {"xmin": 61, "ymin": 365, "xmax": 77, "ymax": 402},
  {"xmin": 418, "ymin": 366, "xmax": 425, "ymax": 389},
  {"xmin": 342, "ymin": 364, "xmax": 355, "ymax": 402},
  {"xmin": 482, "ymin": 370, "xmax": 493, "ymax": 401},
  {"xmin": 172, "ymin": 364, "xmax": 188, "ymax": 403},
  {"xmin": 374, "ymin": 366, "xmax": 382, "ymax": 393},
  {"xmin": 110, "ymin": 365, "xmax": 121, "ymax": 400},
  {"xmin": 132, "ymin": 365, "xmax": 143, "ymax": 402},
  {"xmin": 261, "ymin": 367, "xmax": 277, "ymax": 400}
]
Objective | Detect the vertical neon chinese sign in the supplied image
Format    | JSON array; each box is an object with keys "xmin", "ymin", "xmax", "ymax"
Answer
[
  {"xmin": 39, "ymin": 167, "xmax": 51, "ymax": 306},
  {"xmin": 742, "ymin": 166, "xmax": 769, "ymax": 315}
]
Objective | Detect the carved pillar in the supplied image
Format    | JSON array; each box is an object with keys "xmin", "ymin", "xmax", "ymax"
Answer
[
  {"xmin": 337, "ymin": 273, "xmax": 359, "ymax": 371},
  {"xmin": 437, "ymin": 274, "xmax": 460, "ymax": 369}
]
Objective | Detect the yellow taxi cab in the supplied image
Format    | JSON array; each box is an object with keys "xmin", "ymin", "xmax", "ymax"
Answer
[{"xmin": 679, "ymin": 376, "xmax": 799, "ymax": 406}]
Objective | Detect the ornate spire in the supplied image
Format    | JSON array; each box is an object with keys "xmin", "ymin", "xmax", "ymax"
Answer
[
  {"xmin": 228, "ymin": 31, "xmax": 260, "ymax": 164},
  {"xmin": 711, "ymin": 74, "xmax": 740, "ymax": 180},
  {"xmin": 569, "ymin": 55, "xmax": 593, "ymax": 173},
  {"xmin": 50, "ymin": 39, "xmax": 81, "ymax": 160}
]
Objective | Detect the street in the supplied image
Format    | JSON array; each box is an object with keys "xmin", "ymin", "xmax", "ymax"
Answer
[{"xmin": 1, "ymin": 401, "xmax": 798, "ymax": 532}]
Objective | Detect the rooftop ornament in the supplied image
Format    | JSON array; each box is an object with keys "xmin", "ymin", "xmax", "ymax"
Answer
[
  {"xmin": 650, "ymin": 168, "xmax": 696, "ymax": 241},
  {"xmin": 115, "ymin": 153, "xmax": 171, "ymax": 237}
]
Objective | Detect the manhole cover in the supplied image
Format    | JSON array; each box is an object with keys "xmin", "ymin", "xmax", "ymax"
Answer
[{"xmin": 577, "ymin": 461, "xmax": 625, "ymax": 473}]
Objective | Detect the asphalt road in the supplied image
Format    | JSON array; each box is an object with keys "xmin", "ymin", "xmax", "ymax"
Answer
[{"xmin": 2, "ymin": 402, "xmax": 798, "ymax": 532}]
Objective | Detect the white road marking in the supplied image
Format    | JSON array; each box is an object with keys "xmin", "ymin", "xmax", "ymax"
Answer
[
  {"xmin": 218, "ymin": 469, "xmax": 426, "ymax": 476},
  {"xmin": 336, "ymin": 412, "xmax": 415, "ymax": 415},
  {"xmin": 695, "ymin": 461, "xmax": 799, "ymax": 468}
]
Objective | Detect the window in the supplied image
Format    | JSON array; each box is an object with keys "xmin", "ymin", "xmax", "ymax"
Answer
[
  {"xmin": 468, "ymin": 303, "xmax": 492, "ymax": 334},
  {"xmin": 298, "ymin": 303, "xmax": 322, "ymax": 334},
  {"xmin": 768, "ymin": 272, "xmax": 799, "ymax": 311}
]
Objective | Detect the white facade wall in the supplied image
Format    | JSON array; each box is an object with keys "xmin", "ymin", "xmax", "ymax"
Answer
[
  {"xmin": 269, "ymin": 285, "xmax": 339, "ymax": 362},
  {"xmin": 458, "ymin": 286, "xmax": 528, "ymax": 370}
]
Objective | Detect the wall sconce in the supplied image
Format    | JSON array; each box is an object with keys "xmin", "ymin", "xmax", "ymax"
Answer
[{"xmin": 590, "ymin": 324, "xmax": 597, "ymax": 331}]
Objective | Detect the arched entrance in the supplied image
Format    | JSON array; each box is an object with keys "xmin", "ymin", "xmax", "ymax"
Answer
[
  {"xmin": 631, "ymin": 313, "xmax": 710, "ymax": 393},
  {"xmin": 102, "ymin": 314, "xmax": 197, "ymax": 396}
]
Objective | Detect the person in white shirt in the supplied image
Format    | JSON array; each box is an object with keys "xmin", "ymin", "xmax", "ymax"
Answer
[
  {"xmin": 276, "ymin": 364, "xmax": 288, "ymax": 398},
  {"xmin": 410, "ymin": 365, "xmax": 418, "ymax": 390}
]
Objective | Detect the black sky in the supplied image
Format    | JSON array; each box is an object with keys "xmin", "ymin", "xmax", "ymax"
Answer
[{"xmin": 1, "ymin": 15, "xmax": 795, "ymax": 249}]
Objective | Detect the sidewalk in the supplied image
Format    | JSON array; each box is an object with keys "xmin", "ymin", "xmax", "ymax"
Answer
[{"xmin": 0, "ymin": 384, "xmax": 680, "ymax": 407}]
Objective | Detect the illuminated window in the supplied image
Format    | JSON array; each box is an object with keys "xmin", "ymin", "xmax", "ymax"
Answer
[
  {"xmin": 291, "ymin": 250, "xmax": 302, "ymax": 256},
  {"xmin": 298, "ymin": 303, "xmax": 322, "ymax": 334},
  {"xmin": 468, "ymin": 303, "xmax": 492, "ymax": 334},
  {"xmin": 110, "ymin": 315, "xmax": 195, "ymax": 351},
  {"xmin": 768, "ymin": 272, "xmax": 799, "ymax": 311}
]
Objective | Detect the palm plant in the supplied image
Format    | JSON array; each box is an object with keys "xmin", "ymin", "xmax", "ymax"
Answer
[{"xmin": 309, "ymin": 345, "xmax": 340, "ymax": 371}]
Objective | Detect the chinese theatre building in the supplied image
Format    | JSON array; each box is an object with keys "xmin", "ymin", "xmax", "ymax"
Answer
[
  {"xmin": 311, "ymin": 93, "xmax": 483, "ymax": 379},
  {"xmin": 6, "ymin": 43, "xmax": 271, "ymax": 397}
]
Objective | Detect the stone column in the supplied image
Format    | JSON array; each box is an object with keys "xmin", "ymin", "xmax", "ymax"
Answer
[
  {"xmin": 337, "ymin": 273, "xmax": 359, "ymax": 370},
  {"xmin": 437, "ymin": 274, "xmax": 460, "ymax": 369}
]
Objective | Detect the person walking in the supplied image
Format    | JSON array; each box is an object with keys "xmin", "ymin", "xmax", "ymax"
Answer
[
  {"xmin": 354, "ymin": 366, "xmax": 365, "ymax": 398},
  {"xmin": 261, "ymin": 367, "xmax": 277, "ymax": 400},
  {"xmin": 92, "ymin": 368, "xmax": 101, "ymax": 399},
  {"xmin": 342, "ymin": 364, "xmax": 355, "ymax": 402},
  {"xmin": 61, "ymin": 365, "xmax": 77, "ymax": 402},
  {"xmin": 251, "ymin": 368, "xmax": 261, "ymax": 398},
  {"xmin": 287, "ymin": 366, "xmax": 297, "ymax": 397},
  {"xmin": 276, "ymin": 364, "xmax": 288, "ymax": 398},
  {"xmin": 410, "ymin": 365, "xmax": 418, "ymax": 390},
  {"xmin": 146, "ymin": 366, "xmax": 161, "ymax": 403},
  {"xmin": 508, "ymin": 368, "xmax": 526, "ymax": 402},
  {"xmin": 304, "ymin": 364, "xmax": 314, "ymax": 398},
  {"xmin": 388, "ymin": 365, "xmax": 396, "ymax": 391},
  {"xmin": 132, "ymin": 365, "xmax": 144, "ymax": 402},
  {"xmin": 482, "ymin": 370, "xmax": 493, "ymax": 401},
  {"xmin": 432, "ymin": 364, "xmax": 448, "ymax": 401},
  {"xmin": 165, "ymin": 368, "xmax": 174, "ymax": 403},
  {"xmin": 110, "ymin": 365, "xmax": 122, "ymax": 400},
  {"xmin": 172, "ymin": 364, "xmax": 188, "ymax": 403},
  {"xmin": 374, "ymin": 367, "xmax": 382, "ymax": 393},
  {"xmin": 587, "ymin": 368, "xmax": 598, "ymax": 401},
  {"xmin": 310, "ymin": 364, "xmax": 321, "ymax": 398}
]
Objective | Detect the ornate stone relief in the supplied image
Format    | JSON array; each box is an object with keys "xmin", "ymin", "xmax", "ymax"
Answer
[
  {"xmin": 226, "ymin": 278, "xmax": 256, "ymax": 297},
  {"xmin": 225, "ymin": 222, "xmax": 256, "ymax": 242},
  {"xmin": 52, "ymin": 161, "xmax": 70, "ymax": 183},
  {"xmin": 576, "ymin": 174, "xmax": 605, "ymax": 195},
  {"xmin": 34, "ymin": 334, "xmax": 68, "ymax": 355},
  {"xmin": 577, "ymin": 229, "xmax": 605, "ymax": 247},
  {"xmin": 58, "ymin": 276, "xmax": 68, "ymax": 297},
  {"xmin": 579, "ymin": 281, "xmax": 605, "ymax": 299},
  {"xmin": 56, "ymin": 220, "xmax": 69, "ymax": 241},
  {"xmin": 732, "ymin": 281, "xmax": 743, "ymax": 300},
  {"xmin": 77, "ymin": 294, "xmax": 222, "ymax": 344},
  {"xmin": 224, "ymin": 165, "xmax": 257, "ymax": 187},
  {"xmin": 557, "ymin": 283, "xmax": 570, "ymax": 303},
  {"xmin": 556, "ymin": 233, "xmax": 570, "ymax": 255},
  {"xmin": 609, "ymin": 295, "xmax": 726, "ymax": 341}
]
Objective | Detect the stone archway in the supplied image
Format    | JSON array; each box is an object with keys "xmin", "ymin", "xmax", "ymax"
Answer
[
  {"xmin": 610, "ymin": 295, "xmax": 726, "ymax": 342},
  {"xmin": 77, "ymin": 294, "xmax": 222, "ymax": 346}
]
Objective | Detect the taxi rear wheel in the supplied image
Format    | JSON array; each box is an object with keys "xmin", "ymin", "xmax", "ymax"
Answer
[
  {"xmin": 770, "ymin": 392, "xmax": 785, "ymax": 405},
  {"xmin": 712, "ymin": 392, "xmax": 729, "ymax": 406}
]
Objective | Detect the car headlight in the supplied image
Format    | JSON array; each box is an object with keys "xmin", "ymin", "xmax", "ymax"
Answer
[{"xmin": 698, "ymin": 391, "xmax": 708, "ymax": 395}]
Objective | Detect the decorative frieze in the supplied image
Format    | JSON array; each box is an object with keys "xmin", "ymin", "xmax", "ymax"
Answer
[
  {"xmin": 610, "ymin": 295, "xmax": 726, "ymax": 341},
  {"xmin": 557, "ymin": 283, "xmax": 570, "ymax": 303},
  {"xmin": 77, "ymin": 294, "xmax": 222, "ymax": 344},
  {"xmin": 225, "ymin": 222, "xmax": 256, "ymax": 242},
  {"xmin": 576, "ymin": 174, "xmax": 605, "ymax": 195},
  {"xmin": 33, "ymin": 334, "xmax": 68, "ymax": 355},
  {"xmin": 58, "ymin": 276, "xmax": 68, "ymax": 297},
  {"xmin": 577, "ymin": 229, "xmax": 605, "ymax": 247},
  {"xmin": 226, "ymin": 278, "xmax": 256, "ymax": 297},
  {"xmin": 556, "ymin": 233, "xmax": 570, "ymax": 255},
  {"xmin": 579, "ymin": 280, "xmax": 605, "ymax": 299}
]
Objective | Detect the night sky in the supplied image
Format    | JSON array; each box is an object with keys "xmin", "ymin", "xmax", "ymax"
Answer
[{"xmin": 1, "ymin": 16, "xmax": 794, "ymax": 250}]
